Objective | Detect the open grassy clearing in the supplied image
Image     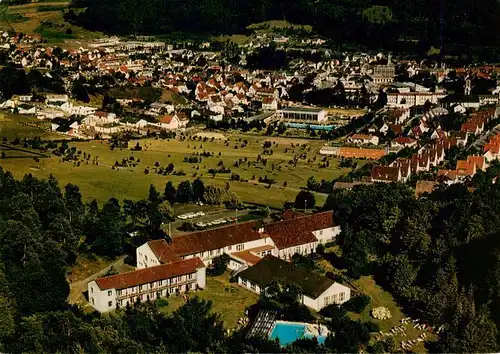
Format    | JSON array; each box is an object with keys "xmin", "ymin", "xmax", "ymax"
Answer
[
  {"xmin": 247, "ymin": 20, "xmax": 312, "ymax": 32},
  {"xmin": 349, "ymin": 276, "xmax": 435, "ymax": 352},
  {"xmin": 0, "ymin": 112, "xmax": 61, "ymax": 140},
  {"xmin": 68, "ymin": 255, "xmax": 135, "ymax": 306},
  {"xmin": 0, "ymin": 133, "xmax": 362, "ymax": 207},
  {"xmin": 159, "ymin": 272, "xmax": 258, "ymax": 329},
  {"xmin": 326, "ymin": 107, "xmax": 367, "ymax": 117}
]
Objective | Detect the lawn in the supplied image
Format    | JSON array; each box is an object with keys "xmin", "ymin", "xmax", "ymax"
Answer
[
  {"xmin": 0, "ymin": 133, "xmax": 362, "ymax": 207},
  {"xmin": 0, "ymin": 112, "xmax": 61, "ymax": 140},
  {"xmin": 349, "ymin": 276, "xmax": 435, "ymax": 352},
  {"xmin": 159, "ymin": 272, "xmax": 258, "ymax": 329}
]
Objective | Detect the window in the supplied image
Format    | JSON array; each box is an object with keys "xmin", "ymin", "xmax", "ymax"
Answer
[
  {"xmin": 108, "ymin": 290, "xmax": 112, "ymax": 296},
  {"xmin": 117, "ymin": 290, "xmax": 121, "ymax": 296},
  {"xmin": 91, "ymin": 287, "xmax": 94, "ymax": 293},
  {"xmin": 250, "ymin": 282, "xmax": 256, "ymax": 291},
  {"xmin": 91, "ymin": 298, "xmax": 95, "ymax": 305},
  {"xmin": 108, "ymin": 301, "xmax": 113, "ymax": 307},
  {"xmin": 210, "ymin": 250, "xmax": 214, "ymax": 256},
  {"xmin": 228, "ymin": 245, "xmax": 232, "ymax": 251},
  {"xmin": 236, "ymin": 244, "xmax": 244, "ymax": 251},
  {"xmin": 145, "ymin": 255, "xmax": 148, "ymax": 261},
  {"xmin": 319, "ymin": 230, "xmax": 323, "ymax": 236},
  {"xmin": 333, "ymin": 294, "xmax": 339, "ymax": 304},
  {"xmin": 150, "ymin": 282, "xmax": 155, "ymax": 289},
  {"xmin": 139, "ymin": 285, "xmax": 142, "ymax": 291},
  {"xmin": 188, "ymin": 273, "xmax": 193, "ymax": 280},
  {"xmin": 339, "ymin": 292, "xmax": 345, "ymax": 302}
]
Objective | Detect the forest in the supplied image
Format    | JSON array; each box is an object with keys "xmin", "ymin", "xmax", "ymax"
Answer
[
  {"xmin": 67, "ymin": 0, "xmax": 500, "ymax": 58},
  {"xmin": 3, "ymin": 162, "xmax": 500, "ymax": 351}
]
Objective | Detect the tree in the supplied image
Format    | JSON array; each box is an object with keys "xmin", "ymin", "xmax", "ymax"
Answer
[
  {"xmin": 210, "ymin": 254, "xmax": 230, "ymax": 276},
  {"xmin": 92, "ymin": 198, "xmax": 124, "ymax": 257},
  {"xmin": 71, "ymin": 81, "xmax": 90, "ymax": 103},
  {"xmin": 203, "ymin": 185, "xmax": 226, "ymax": 205},
  {"xmin": 163, "ymin": 181, "xmax": 176, "ymax": 204},
  {"xmin": 64, "ymin": 183, "xmax": 84, "ymax": 230},
  {"xmin": 148, "ymin": 184, "xmax": 161, "ymax": 204},
  {"xmin": 192, "ymin": 178, "xmax": 205, "ymax": 201},
  {"xmin": 294, "ymin": 190, "xmax": 316, "ymax": 210},
  {"xmin": 165, "ymin": 297, "xmax": 225, "ymax": 353},
  {"xmin": 176, "ymin": 181, "xmax": 193, "ymax": 203}
]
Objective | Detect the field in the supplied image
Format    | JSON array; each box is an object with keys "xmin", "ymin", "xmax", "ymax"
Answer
[
  {"xmin": 0, "ymin": 112, "xmax": 61, "ymax": 140},
  {"xmin": 159, "ymin": 273, "xmax": 258, "ymax": 329},
  {"xmin": 0, "ymin": 1, "xmax": 101, "ymax": 43},
  {"xmin": 326, "ymin": 107, "xmax": 367, "ymax": 117},
  {"xmin": 0, "ymin": 131, "xmax": 362, "ymax": 207}
]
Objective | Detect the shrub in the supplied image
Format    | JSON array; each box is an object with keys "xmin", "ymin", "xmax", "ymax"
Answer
[
  {"xmin": 156, "ymin": 298, "xmax": 169, "ymax": 307},
  {"xmin": 343, "ymin": 295, "xmax": 371, "ymax": 313},
  {"xmin": 316, "ymin": 243, "xmax": 325, "ymax": 255},
  {"xmin": 319, "ymin": 304, "xmax": 347, "ymax": 322},
  {"xmin": 209, "ymin": 254, "xmax": 230, "ymax": 276},
  {"xmin": 364, "ymin": 321, "xmax": 380, "ymax": 333},
  {"xmin": 179, "ymin": 222, "xmax": 195, "ymax": 232}
]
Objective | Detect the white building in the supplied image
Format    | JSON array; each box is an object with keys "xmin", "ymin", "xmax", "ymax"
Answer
[
  {"xmin": 237, "ymin": 256, "xmax": 351, "ymax": 311},
  {"xmin": 137, "ymin": 211, "xmax": 340, "ymax": 271},
  {"xmin": 88, "ymin": 257, "xmax": 206, "ymax": 313},
  {"xmin": 277, "ymin": 107, "xmax": 327, "ymax": 123},
  {"xmin": 386, "ymin": 92, "xmax": 446, "ymax": 108}
]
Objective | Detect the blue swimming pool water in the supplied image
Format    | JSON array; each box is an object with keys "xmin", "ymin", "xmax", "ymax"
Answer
[{"xmin": 269, "ymin": 322, "xmax": 327, "ymax": 346}]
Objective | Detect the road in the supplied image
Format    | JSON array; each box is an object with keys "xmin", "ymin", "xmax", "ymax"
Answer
[{"xmin": 68, "ymin": 256, "xmax": 129, "ymax": 305}]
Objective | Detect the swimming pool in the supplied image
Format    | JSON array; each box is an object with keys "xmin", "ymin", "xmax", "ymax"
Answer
[{"xmin": 269, "ymin": 321, "xmax": 327, "ymax": 346}]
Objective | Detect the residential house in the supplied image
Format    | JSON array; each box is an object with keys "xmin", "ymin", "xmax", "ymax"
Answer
[
  {"xmin": 88, "ymin": 258, "xmax": 206, "ymax": 313},
  {"xmin": 158, "ymin": 115, "xmax": 181, "ymax": 130},
  {"xmin": 348, "ymin": 134, "xmax": 379, "ymax": 146},
  {"xmin": 237, "ymin": 256, "xmax": 351, "ymax": 311},
  {"xmin": 371, "ymin": 165, "xmax": 403, "ymax": 183},
  {"xmin": 391, "ymin": 136, "xmax": 418, "ymax": 149},
  {"xmin": 262, "ymin": 97, "xmax": 278, "ymax": 111}
]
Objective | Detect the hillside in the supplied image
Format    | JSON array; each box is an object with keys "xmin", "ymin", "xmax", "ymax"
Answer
[{"xmin": 67, "ymin": 0, "xmax": 500, "ymax": 57}]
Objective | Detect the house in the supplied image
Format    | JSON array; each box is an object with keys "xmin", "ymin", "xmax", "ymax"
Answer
[
  {"xmin": 159, "ymin": 115, "xmax": 180, "ymax": 130},
  {"xmin": 237, "ymin": 256, "xmax": 351, "ymax": 311},
  {"xmin": 371, "ymin": 165, "xmax": 402, "ymax": 183},
  {"xmin": 348, "ymin": 134, "xmax": 379, "ymax": 146},
  {"xmin": 17, "ymin": 104, "xmax": 36, "ymax": 115},
  {"xmin": 46, "ymin": 94, "xmax": 69, "ymax": 104},
  {"xmin": 391, "ymin": 136, "xmax": 417, "ymax": 149},
  {"xmin": 415, "ymin": 180, "xmax": 437, "ymax": 198},
  {"xmin": 88, "ymin": 257, "xmax": 206, "ymax": 313},
  {"xmin": 262, "ymin": 97, "xmax": 278, "ymax": 111}
]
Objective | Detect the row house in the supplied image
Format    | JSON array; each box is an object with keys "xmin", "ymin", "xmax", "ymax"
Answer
[
  {"xmin": 438, "ymin": 155, "xmax": 488, "ymax": 183},
  {"xmin": 484, "ymin": 133, "xmax": 500, "ymax": 161},
  {"xmin": 136, "ymin": 211, "xmax": 340, "ymax": 272},
  {"xmin": 88, "ymin": 258, "xmax": 206, "ymax": 313},
  {"xmin": 371, "ymin": 165, "xmax": 403, "ymax": 183}
]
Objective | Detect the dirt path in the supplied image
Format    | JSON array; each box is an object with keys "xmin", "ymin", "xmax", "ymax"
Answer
[{"xmin": 68, "ymin": 256, "xmax": 128, "ymax": 305}]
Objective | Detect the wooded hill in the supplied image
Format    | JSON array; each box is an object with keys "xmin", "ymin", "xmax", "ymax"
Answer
[{"xmin": 68, "ymin": 0, "xmax": 500, "ymax": 58}]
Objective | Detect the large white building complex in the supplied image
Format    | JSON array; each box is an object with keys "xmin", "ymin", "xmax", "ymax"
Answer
[
  {"xmin": 277, "ymin": 107, "xmax": 327, "ymax": 122},
  {"xmin": 89, "ymin": 210, "xmax": 348, "ymax": 313}
]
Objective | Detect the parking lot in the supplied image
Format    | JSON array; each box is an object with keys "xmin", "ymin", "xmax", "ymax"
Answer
[{"xmin": 171, "ymin": 208, "xmax": 252, "ymax": 235}]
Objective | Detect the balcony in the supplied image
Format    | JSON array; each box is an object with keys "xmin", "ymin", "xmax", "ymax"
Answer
[{"xmin": 116, "ymin": 278, "xmax": 197, "ymax": 300}]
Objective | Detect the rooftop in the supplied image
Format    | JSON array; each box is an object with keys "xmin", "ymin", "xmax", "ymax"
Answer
[
  {"xmin": 94, "ymin": 257, "xmax": 205, "ymax": 290},
  {"xmin": 238, "ymin": 255, "xmax": 335, "ymax": 299},
  {"xmin": 280, "ymin": 106, "xmax": 325, "ymax": 114}
]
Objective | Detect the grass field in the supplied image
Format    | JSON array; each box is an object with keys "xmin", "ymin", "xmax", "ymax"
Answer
[
  {"xmin": 0, "ymin": 112, "xmax": 61, "ymax": 140},
  {"xmin": 326, "ymin": 108, "xmax": 367, "ymax": 117},
  {"xmin": 0, "ymin": 132, "xmax": 361, "ymax": 207},
  {"xmin": 159, "ymin": 272, "xmax": 258, "ymax": 329}
]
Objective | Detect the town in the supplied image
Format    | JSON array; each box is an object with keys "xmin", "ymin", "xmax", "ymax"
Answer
[{"xmin": 1, "ymin": 5, "xmax": 500, "ymax": 353}]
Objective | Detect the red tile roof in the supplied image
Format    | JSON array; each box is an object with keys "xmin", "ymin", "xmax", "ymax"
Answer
[
  {"xmin": 264, "ymin": 211, "xmax": 334, "ymax": 249},
  {"xmin": 95, "ymin": 257, "xmax": 205, "ymax": 290},
  {"xmin": 281, "ymin": 209, "xmax": 305, "ymax": 220},
  {"xmin": 148, "ymin": 221, "xmax": 264, "ymax": 262}
]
